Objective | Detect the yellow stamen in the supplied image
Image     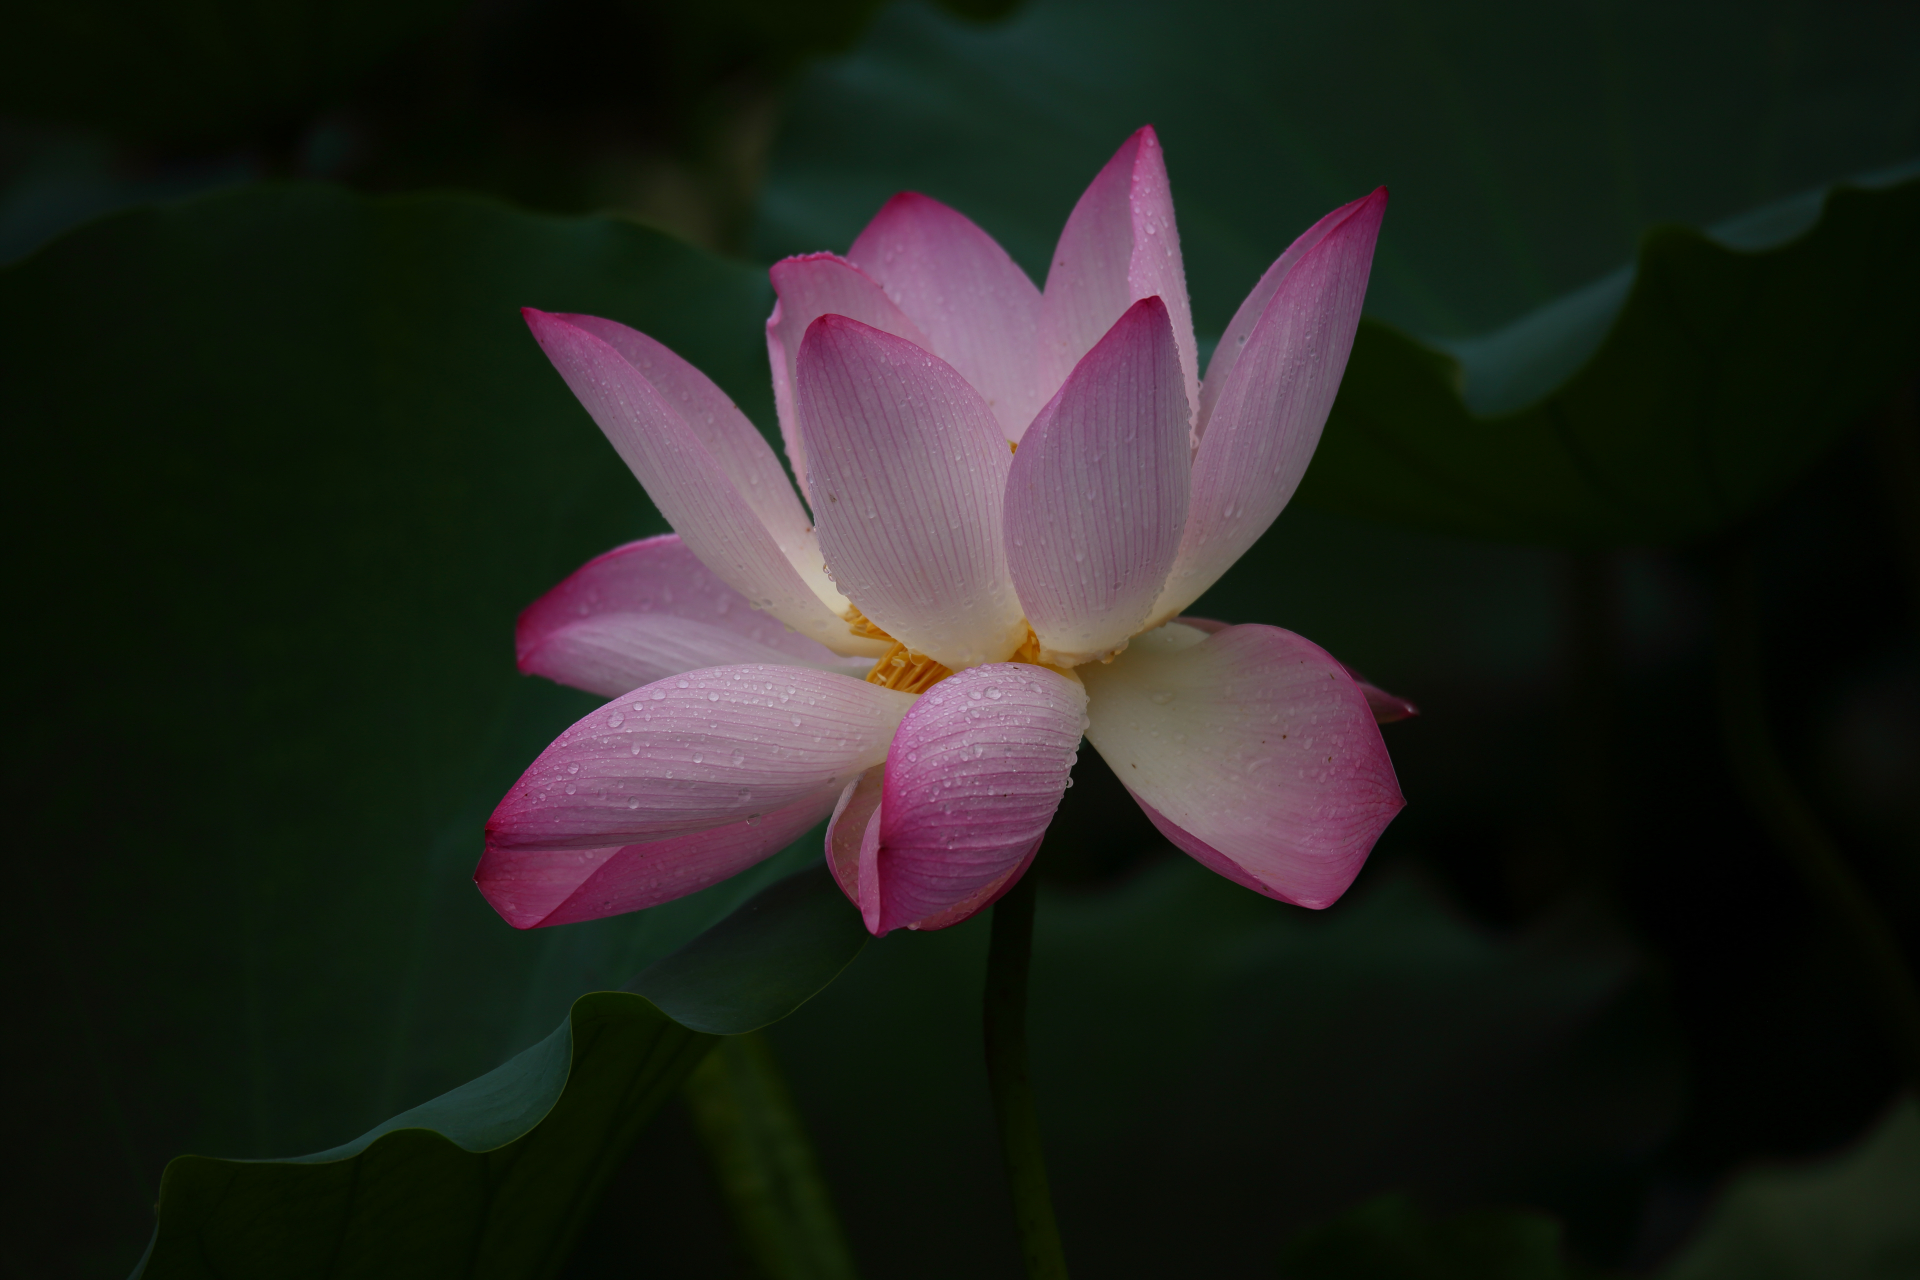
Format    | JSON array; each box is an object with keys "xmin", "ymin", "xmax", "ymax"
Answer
[
  {"xmin": 845, "ymin": 604, "xmax": 953, "ymax": 691},
  {"xmin": 845, "ymin": 609, "xmax": 1046, "ymax": 694},
  {"xmin": 865, "ymin": 641, "xmax": 953, "ymax": 693}
]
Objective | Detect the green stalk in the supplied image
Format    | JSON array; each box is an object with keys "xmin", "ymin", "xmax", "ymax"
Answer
[
  {"xmin": 983, "ymin": 871, "xmax": 1071, "ymax": 1279},
  {"xmin": 683, "ymin": 1032, "xmax": 860, "ymax": 1280},
  {"xmin": 1713, "ymin": 540, "xmax": 1920, "ymax": 1087}
]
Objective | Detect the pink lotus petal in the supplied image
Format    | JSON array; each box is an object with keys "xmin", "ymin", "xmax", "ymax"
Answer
[
  {"xmin": 869, "ymin": 663, "xmax": 1087, "ymax": 934},
  {"xmin": 821, "ymin": 768, "xmax": 1038, "ymax": 936},
  {"xmin": 1345, "ymin": 667, "xmax": 1420, "ymax": 724},
  {"xmin": 1149, "ymin": 190, "xmax": 1387, "ymax": 624},
  {"xmin": 767, "ymin": 254, "xmax": 933, "ymax": 500},
  {"xmin": 1180, "ymin": 620, "xmax": 1418, "ymax": 725},
  {"xmin": 517, "ymin": 535, "xmax": 873, "ymax": 696},
  {"xmin": 1081, "ymin": 622, "xmax": 1403, "ymax": 909},
  {"xmin": 1192, "ymin": 192, "xmax": 1377, "ymax": 438},
  {"xmin": 1006, "ymin": 296, "xmax": 1190, "ymax": 665},
  {"xmin": 486, "ymin": 664, "xmax": 913, "ymax": 853},
  {"xmin": 899, "ymin": 837, "xmax": 1042, "ymax": 934},
  {"xmin": 525, "ymin": 310, "xmax": 877, "ymax": 657},
  {"xmin": 826, "ymin": 765, "xmax": 886, "ymax": 933},
  {"xmin": 1172, "ymin": 614, "xmax": 1229, "ymax": 634},
  {"xmin": 1036, "ymin": 126, "xmax": 1198, "ymax": 423},
  {"xmin": 849, "ymin": 192, "xmax": 1046, "ymax": 441},
  {"xmin": 796, "ymin": 315, "xmax": 1028, "ymax": 670},
  {"xmin": 476, "ymin": 786, "xmax": 841, "ymax": 929},
  {"xmin": 550, "ymin": 314, "xmax": 821, "ymax": 573}
]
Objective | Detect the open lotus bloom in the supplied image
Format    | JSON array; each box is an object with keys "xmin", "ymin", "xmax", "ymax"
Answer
[{"xmin": 481, "ymin": 127, "xmax": 1406, "ymax": 935}]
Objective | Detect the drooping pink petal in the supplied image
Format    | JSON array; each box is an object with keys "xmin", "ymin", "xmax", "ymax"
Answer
[
  {"xmin": 1348, "ymin": 671, "xmax": 1420, "ymax": 724},
  {"xmin": 1181, "ymin": 618, "xmax": 1418, "ymax": 724},
  {"xmin": 1081, "ymin": 622, "xmax": 1403, "ymax": 909},
  {"xmin": 476, "ymin": 787, "xmax": 841, "ymax": 929},
  {"xmin": 485, "ymin": 664, "xmax": 913, "ymax": 853},
  {"xmin": 1192, "ymin": 192, "xmax": 1379, "ymax": 438},
  {"xmin": 797, "ymin": 315, "xmax": 1028, "ymax": 670},
  {"xmin": 1006, "ymin": 297, "xmax": 1190, "ymax": 665},
  {"xmin": 517, "ymin": 535, "xmax": 872, "ymax": 697},
  {"xmin": 848, "ymin": 193, "xmax": 1046, "ymax": 440},
  {"xmin": 1036, "ymin": 126, "xmax": 1198, "ymax": 423},
  {"xmin": 1148, "ymin": 191, "xmax": 1387, "ymax": 625},
  {"xmin": 526, "ymin": 310, "xmax": 878, "ymax": 657},
  {"xmin": 766, "ymin": 254, "xmax": 933, "ymax": 499},
  {"xmin": 868, "ymin": 664, "xmax": 1087, "ymax": 934}
]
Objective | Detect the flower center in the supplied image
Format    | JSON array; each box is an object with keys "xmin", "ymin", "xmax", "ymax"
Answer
[{"xmin": 846, "ymin": 605, "xmax": 1042, "ymax": 693}]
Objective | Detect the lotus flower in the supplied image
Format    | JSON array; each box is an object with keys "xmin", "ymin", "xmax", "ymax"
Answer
[{"xmin": 480, "ymin": 127, "xmax": 1405, "ymax": 935}]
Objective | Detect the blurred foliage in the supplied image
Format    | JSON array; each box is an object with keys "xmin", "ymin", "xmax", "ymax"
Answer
[
  {"xmin": 612, "ymin": 861, "xmax": 1679, "ymax": 1277},
  {"xmin": 1661, "ymin": 1099, "xmax": 1920, "ymax": 1280},
  {"xmin": 0, "ymin": 0, "xmax": 469, "ymax": 144},
  {"xmin": 1301, "ymin": 179, "xmax": 1920, "ymax": 545},
  {"xmin": 0, "ymin": 184, "xmax": 793, "ymax": 1276},
  {"xmin": 1277, "ymin": 1195, "xmax": 1593, "ymax": 1280},
  {"xmin": 0, "ymin": 0, "xmax": 1019, "ymax": 253},
  {"xmin": 139, "ymin": 865, "xmax": 866, "ymax": 1277}
]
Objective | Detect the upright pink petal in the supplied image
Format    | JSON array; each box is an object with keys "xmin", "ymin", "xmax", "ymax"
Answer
[
  {"xmin": 1192, "ymin": 192, "xmax": 1377, "ymax": 438},
  {"xmin": 476, "ymin": 788, "xmax": 840, "ymax": 929},
  {"xmin": 1149, "ymin": 191, "xmax": 1386, "ymax": 624},
  {"xmin": 526, "ymin": 310, "xmax": 878, "ymax": 656},
  {"xmin": 1081, "ymin": 623, "xmax": 1403, "ymax": 909},
  {"xmin": 797, "ymin": 316, "xmax": 1028, "ymax": 670},
  {"xmin": 870, "ymin": 664, "xmax": 1087, "ymax": 934},
  {"xmin": 1005, "ymin": 297, "xmax": 1190, "ymax": 666},
  {"xmin": 517, "ymin": 535, "xmax": 872, "ymax": 697},
  {"xmin": 767, "ymin": 254, "xmax": 933, "ymax": 499},
  {"xmin": 486, "ymin": 664, "xmax": 913, "ymax": 853},
  {"xmin": 848, "ymin": 193, "xmax": 1046, "ymax": 440},
  {"xmin": 1036, "ymin": 126, "xmax": 1198, "ymax": 421}
]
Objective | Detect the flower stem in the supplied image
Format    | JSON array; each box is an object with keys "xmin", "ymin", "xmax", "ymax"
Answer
[
  {"xmin": 983, "ymin": 870, "xmax": 1070, "ymax": 1279},
  {"xmin": 1713, "ymin": 538, "xmax": 1920, "ymax": 1088},
  {"xmin": 683, "ymin": 1032, "xmax": 860, "ymax": 1280}
]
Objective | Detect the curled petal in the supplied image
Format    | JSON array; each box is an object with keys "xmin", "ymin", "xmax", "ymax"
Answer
[
  {"xmin": 518, "ymin": 535, "xmax": 873, "ymax": 696},
  {"xmin": 1036, "ymin": 126, "xmax": 1198, "ymax": 422},
  {"xmin": 486, "ymin": 664, "xmax": 913, "ymax": 853},
  {"xmin": 869, "ymin": 664, "xmax": 1087, "ymax": 934},
  {"xmin": 525, "ymin": 310, "xmax": 877, "ymax": 656},
  {"xmin": 1149, "ymin": 190, "xmax": 1387, "ymax": 624},
  {"xmin": 797, "ymin": 315, "xmax": 1028, "ymax": 670},
  {"xmin": 767, "ymin": 254, "xmax": 932, "ymax": 499},
  {"xmin": 826, "ymin": 765, "xmax": 886, "ymax": 933},
  {"xmin": 849, "ymin": 192, "xmax": 1046, "ymax": 440},
  {"xmin": 476, "ymin": 787, "xmax": 840, "ymax": 929},
  {"xmin": 1082, "ymin": 623, "xmax": 1403, "ymax": 909},
  {"xmin": 1007, "ymin": 296, "xmax": 1190, "ymax": 665}
]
